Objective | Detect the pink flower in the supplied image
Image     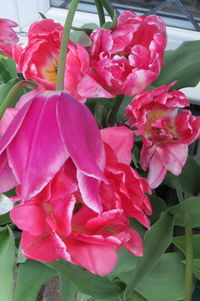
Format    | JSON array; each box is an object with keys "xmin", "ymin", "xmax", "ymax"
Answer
[
  {"xmin": 11, "ymin": 151, "xmax": 144, "ymax": 275},
  {"xmin": 126, "ymin": 82, "xmax": 200, "ymax": 188},
  {"xmin": 14, "ymin": 19, "xmax": 63, "ymax": 90},
  {"xmin": 0, "ymin": 91, "xmax": 106, "ymax": 213},
  {"xmin": 0, "ymin": 19, "xmax": 19, "ymax": 57},
  {"xmin": 75, "ymin": 11, "xmax": 166, "ymax": 99},
  {"xmin": 101, "ymin": 126, "xmax": 152, "ymax": 229}
]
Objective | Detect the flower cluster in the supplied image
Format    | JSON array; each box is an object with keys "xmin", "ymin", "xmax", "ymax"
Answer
[{"xmin": 0, "ymin": 10, "xmax": 199, "ymax": 277}]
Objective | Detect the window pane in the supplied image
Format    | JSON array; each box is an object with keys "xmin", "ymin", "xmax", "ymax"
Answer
[{"xmin": 50, "ymin": 0, "xmax": 200, "ymax": 31}]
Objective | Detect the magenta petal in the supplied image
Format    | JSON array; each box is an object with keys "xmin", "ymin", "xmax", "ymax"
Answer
[
  {"xmin": 66, "ymin": 238, "xmax": 118, "ymax": 275},
  {"xmin": 57, "ymin": 92, "xmax": 106, "ymax": 180},
  {"xmin": 147, "ymin": 150, "xmax": 167, "ymax": 188},
  {"xmin": 0, "ymin": 151, "xmax": 18, "ymax": 193},
  {"xmin": 21, "ymin": 231, "xmax": 60, "ymax": 262},
  {"xmin": 7, "ymin": 93, "xmax": 68, "ymax": 199},
  {"xmin": 77, "ymin": 170, "xmax": 102, "ymax": 213}
]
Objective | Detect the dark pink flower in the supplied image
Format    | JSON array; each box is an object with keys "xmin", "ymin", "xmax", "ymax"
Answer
[
  {"xmin": 126, "ymin": 83, "xmax": 200, "ymax": 188},
  {"xmin": 0, "ymin": 91, "xmax": 106, "ymax": 213},
  {"xmin": 0, "ymin": 18, "xmax": 19, "ymax": 57},
  {"xmin": 11, "ymin": 164, "xmax": 143, "ymax": 275},
  {"xmin": 14, "ymin": 20, "xmax": 64, "ymax": 90},
  {"xmin": 75, "ymin": 11, "xmax": 166, "ymax": 99}
]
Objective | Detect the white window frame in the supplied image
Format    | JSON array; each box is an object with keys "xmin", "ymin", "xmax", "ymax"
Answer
[{"xmin": 0, "ymin": 0, "xmax": 200, "ymax": 104}]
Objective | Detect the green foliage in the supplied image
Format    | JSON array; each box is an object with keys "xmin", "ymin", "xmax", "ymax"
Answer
[
  {"xmin": 15, "ymin": 260, "xmax": 57, "ymax": 301},
  {"xmin": 173, "ymin": 234, "xmax": 200, "ymax": 259},
  {"xmin": 168, "ymin": 197, "xmax": 200, "ymax": 228},
  {"xmin": 59, "ymin": 274, "xmax": 77, "ymax": 301},
  {"xmin": 153, "ymin": 40, "xmax": 200, "ymax": 89},
  {"xmin": 124, "ymin": 212, "xmax": 175, "ymax": 298},
  {"xmin": 0, "ymin": 226, "xmax": 15, "ymax": 301},
  {"xmin": 0, "ymin": 53, "xmax": 17, "ymax": 83},
  {"xmin": 45, "ymin": 259, "xmax": 123, "ymax": 300}
]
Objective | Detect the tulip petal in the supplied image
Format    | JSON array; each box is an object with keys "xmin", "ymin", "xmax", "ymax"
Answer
[
  {"xmin": 66, "ymin": 238, "xmax": 118, "ymax": 275},
  {"xmin": 57, "ymin": 92, "xmax": 106, "ymax": 180},
  {"xmin": 147, "ymin": 150, "xmax": 167, "ymax": 188},
  {"xmin": 101, "ymin": 126, "xmax": 134, "ymax": 165},
  {"xmin": 7, "ymin": 93, "xmax": 68, "ymax": 199},
  {"xmin": 0, "ymin": 151, "xmax": 18, "ymax": 192},
  {"xmin": 77, "ymin": 170, "xmax": 102, "ymax": 213}
]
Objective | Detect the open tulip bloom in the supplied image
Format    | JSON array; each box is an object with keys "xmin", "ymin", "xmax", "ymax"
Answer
[{"xmin": 0, "ymin": 3, "xmax": 200, "ymax": 301}]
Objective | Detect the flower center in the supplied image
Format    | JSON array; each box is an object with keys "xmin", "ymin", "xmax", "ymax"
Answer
[{"xmin": 42, "ymin": 58, "xmax": 58, "ymax": 83}]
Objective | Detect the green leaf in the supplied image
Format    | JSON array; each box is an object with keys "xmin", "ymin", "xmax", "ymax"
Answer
[
  {"xmin": 108, "ymin": 247, "xmax": 139, "ymax": 279},
  {"xmin": 163, "ymin": 172, "xmax": 183, "ymax": 202},
  {"xmin": 124, "ymin": 212, "xmax": 174, "ymax": 298},
  {"xmin": 123, "ymin": 291, "xmax": 148, "ymax": 301},
  {"xmin": 39, "ymin": 12, "xmax": 47, "ymax": 19},
  {"xmin": 193, "ymin": 259, "xmax": 200, "ymax": 279},
  {"xmin": 45, "ymin": 259, "xmax": 123, "ymax": 300},
  {"xmin": 70, "ymin": 31, "xmax": 91, "ymax": 46},
  {"xmin": 121, "ymin": 253, "xmax": 184, "ymax": 301},
  {"xmin": 59, "ymin": 274, "xmax": 77, "ymax": 301},
  {"xmin": 173, "ymin": 234, "xmax": 200, "ymax": 259},
  {"xmin": 15, "ymin": 260, "xmax": 57, "ymax": 301},
  {"xmin": 177, "ymin": 156, "xmax": 200, "ymax": 196},
  {"xmin": 168, "ymin": 197, "xmax": 200, "ymax": 228},
  {"xmin": 76, "ymin": 292, "xmax": 90, "ymax": 301},
  {"xmin": 153, "ymin": 40, "xmax": 200, "ymax": 89},
  {"xmin": 148, "ymin": 194, "xmax": 168, "ymax": 224},
  {"xmin": 0, "ymin": 226, "xmax": 15, "ymax": 301},
  {"xmin": 0, "ymin": 212, "xmax": 11, "ymax": 225},
  {"xmin": 0, "ymin": 53, "xmax": 17, "ymax": 83}
]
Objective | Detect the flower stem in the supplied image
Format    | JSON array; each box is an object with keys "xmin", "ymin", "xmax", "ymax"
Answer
[
  {"xmin": 94, "ymin": 0, "xmax": 105, "ymax": 27},
  {"xmin": 0, "ymin": 80, "xmax": 37, "ymax": 119},
  {"xmin": 56, "ymin": 0, "xmax": 80, "ymax": 91},
  {"xmin": 182, "ymin": 211, "xmax": 193, "ymax": 301},
  {"xmin": 100, "ymin": 0, "xmax": 114, "ymax": 19}
]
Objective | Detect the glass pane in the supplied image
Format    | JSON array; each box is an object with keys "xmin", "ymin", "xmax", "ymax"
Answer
[{"xmin": 50, "ymin": 0, "xmax": 200, "ymax": 31}]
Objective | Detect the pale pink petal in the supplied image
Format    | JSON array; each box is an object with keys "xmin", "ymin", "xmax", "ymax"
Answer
[
  {"xmin": 77, "ymin": 170, "xmax": 102, "ymax": 213},
  {"xmin": 147, "ymin": 150, "xmax": 167, "ymax": 188},
  {"xmin": 0, "ymin": 151, "xmax": 18, "ymax": 192},
  {"xmin": 156, "ymin": 143, "xmax": 188, "ymax": 176},
  {"xmin": 0, "ymin": 108, "xmax": 18, "ymax": 135},
  {"xmin": 123, "ymin": 228, "xmax": 143, "ymax": 256},
  {"xmin": 101, "ymin": 126, "xmax": 134, "ymax": 165}
]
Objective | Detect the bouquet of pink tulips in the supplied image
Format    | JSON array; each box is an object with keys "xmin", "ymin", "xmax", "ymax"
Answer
[{"xmin": 0, "ymin": 1, "xmax": 200, "ymax": 300}]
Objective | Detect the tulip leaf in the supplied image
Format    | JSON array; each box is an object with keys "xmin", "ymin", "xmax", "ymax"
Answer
[
  {"xmin": 76, "ymin": 292, "xmax": 91, "ymax": 301},
  {"xmin": 0, "ymin": 226, "xmax": 15, "ymax": 301},
  {"xmin": 15, "ymin": 260, "xmax": 57, "ymax": 301},
  {"xmin": 121, "ymin": 253, "xmax": 184, "ymax": 301},
  {"xmin": 0, "ymin": 212, "xmax": 11, "ymax": 225},
  {"xmin": 59, "ymin": 273, "xmax": 77, "ymax": 301},
  {"xmin": 164, "ymin": 156, "xmax": 200, "ymax": 198},
  {"xmin": 70, "ymin": 31, "xmax": 92, "ymax": 47},
  {"xmin": 0, "ymin": 53, "xmax": 17, "ymax": 83},
  {"xmin": 168, "ymin": 197, "xmax": 200, "ymax": 228},
  {"xmin": 46, "ymin": 259, "xmax": 123, "ymax": 300},
  {"xmin": 153, "ymin": 40, "xmax": 200, "ymax": 89},
  {"xmin": 173, "ymin": 234, "xmax": 200, "ymax": 259},
  {"xmin": 148, "ymin": 194, "xmax": 168, "ymax": 224},
  {"xmin": 193, "ymin": 259, "xmax": 200, "ymax": 280},
  {"xmin": 124, "ymin": 212, "xmax": 174, "ymax": 298}
]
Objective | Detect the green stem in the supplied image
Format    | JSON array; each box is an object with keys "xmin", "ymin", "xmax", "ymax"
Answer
[
  {"xmin": 0, "ymin": 80, "xmax": 37, "ymax": 119},
  {"xmin": 108, "ymin": 94, "xmax": 124, "ymax": 126},
  {"xmin": 182, "ymin": 212, "xmax": 193, "ymax": 301},
  {"xmin": 56, "ymin": 0, "xmax": 80, "ymax": 91},
  {"xmin": 94, "ymin": 0, "xmax": 105, "ymax": 27},
  {"xmin": 100, "ymin": 0, "xmax": 114, "ymax": 19}
]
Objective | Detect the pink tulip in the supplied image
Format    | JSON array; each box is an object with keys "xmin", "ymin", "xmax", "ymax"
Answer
[
  {"xmin": 76, "ymin": 11, "xmax": 166, "ymax": 99},
  {"xmin": 0, "ymin": 91, "xmax": 106, "ymax": 213},
  {"xmin": 0, "ymin": 19, "xmax": 19, "ymax": 57},
  {"xmin": 11, "ymin": 150, "xmax": 144, "ymax": 275},
  {"xmin": 101, "ymin": 127, "xmax": 152, "ymax": 229},
  {"xmin": 126, "ymin": 83, "xmax": 200, "ymax": 188}
]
